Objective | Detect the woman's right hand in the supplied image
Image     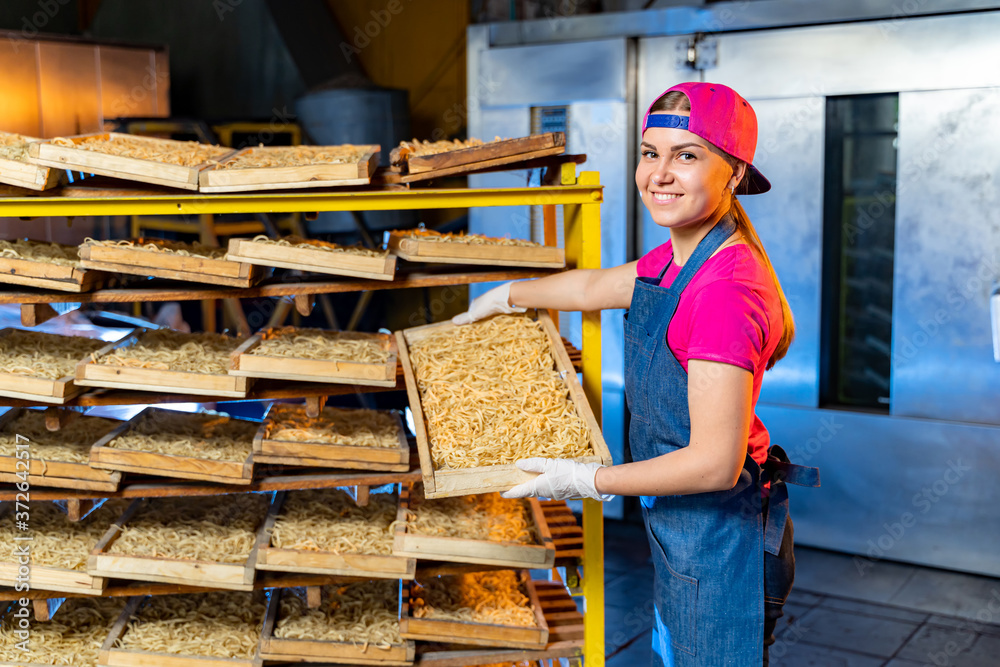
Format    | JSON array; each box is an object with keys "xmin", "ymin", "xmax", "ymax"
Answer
[{"xmin": 451, "ymin": 282, "xmax": 526, "ymax": 325}]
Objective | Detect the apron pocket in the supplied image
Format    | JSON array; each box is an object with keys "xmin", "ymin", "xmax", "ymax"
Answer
[{"xmin": 647, "ymin": 524, "xmax": 699, "ymax": 657}]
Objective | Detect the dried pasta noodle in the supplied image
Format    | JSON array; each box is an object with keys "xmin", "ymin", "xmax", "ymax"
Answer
[
  {"xmin": 0, "ymin": 596, "xmax": 126, "ymax": 666},
  {"xmin": 0, "ymin": 410, "xmax": 118, "ymax": 463},
  {"xmin": 117, "ymin": 591, "xmax": 266, "ymax": 659},
  {"xmin": 411, "ymin": 570, "xmax": 537, "ymax": 627},
  {"xmin": 51, "ymin": 134, "xmax": 230, "ymax": 166},
  {"xmin": 275, "ymin": 581, "xmax": 402, "ymax": 651},
  {"xmin": 0, "ymin": 238, "xmax": 80, "ymax": 266},
  {"xmin": 407, "ymin": 486, "xmax": 538, "ymax": 544},
  {"xmin": 108, "ymin": 494, "xmax": 268, "ymax": 563},
  {"xmin": 218, "ymin": 144, "xmax": 370, "ymax": 169},
  {"xmin": 265, "ymin": 404, "xmax": 400, "ymax": 448},
  {"xmin": 0, "ymin": 499, "xmax": 130, "ymax": 570},
  {"xmin": 252, "ymin": 327, "xmax": 389, "ymax": 363},
  {"xmin": 271, "ymin": 488, "xmax": 397, "ymax": 555},
  {"xmin": 108, "ymin": 409, "xmax": 255, "ymax": 462},
  {"xmin": 249, "ymin": 234, "xmax": 386, "ymax": 258},
  {"xmin": 94, "ymin": 329, "xmax": 243, "ymax": 375},
  {"xmin": 398, "ymin": 227, "xmax": 539, "ymax": 248},
  {"xmin": 409, "ymin": 315, "xmax": 591, "ymax": 469},
  {"xmin": 391, "ymin": 136, "xmax": 502, "ymax": 165},
  {"xmin": 0, "ymin": 132, "xmax": 32, "ymax": 161},
  {"xmin": 0, "ymin": 329, "xmax": 106, "ymax": 380},
  {"xmin": 82, "ymin": 236, "xmax": 228, "ymax": 259}
]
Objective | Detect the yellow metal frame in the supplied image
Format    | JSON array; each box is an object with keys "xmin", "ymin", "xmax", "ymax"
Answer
[{"xmin": 0, "ymin": 172, "xmax": 606, "ymax": 666}]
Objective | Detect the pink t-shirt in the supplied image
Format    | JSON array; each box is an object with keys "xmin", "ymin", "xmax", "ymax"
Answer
[{"xmin": 636, "ymin": 240, "xmax": 781, "ymax": 467}]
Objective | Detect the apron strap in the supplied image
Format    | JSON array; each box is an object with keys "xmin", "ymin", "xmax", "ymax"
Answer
[
  {"xmin": 762, "ymin": 445, "xmax": 821, "ymax": 555},
  {"xmin": 655, "ymin": 215, "xmax": 738, "ymax": 288}
]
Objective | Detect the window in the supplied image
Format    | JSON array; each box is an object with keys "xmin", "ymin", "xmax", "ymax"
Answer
[{"xmin": 820, "ymin": 94, "xmax": 899, "ymax": 410}]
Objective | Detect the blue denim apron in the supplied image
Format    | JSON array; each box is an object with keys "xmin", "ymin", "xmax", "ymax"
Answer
[{"xmin": 623, "ymin": 216, "xmax": 819, "ymax": 666}]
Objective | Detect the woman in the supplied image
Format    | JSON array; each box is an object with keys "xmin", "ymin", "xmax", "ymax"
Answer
[{"xmin": 452, "ymin": 81, "xmax": 819, "ymax": 666}]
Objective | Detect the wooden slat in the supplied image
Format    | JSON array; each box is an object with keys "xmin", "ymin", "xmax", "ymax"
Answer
[
  {"xmin": 401, "ymin": 146, "xmax": 567, "ymax": 184},
  {"xmin": 199, "ymin": 145, "xmax": 380, "ymax": 193},
  {"xmin": 386, "ymin": 232, "xmax": 565, "ymax": 269},
  {"xmin": 405, "ymin": 133, "xmax": 564, "ymax": 174},
  {"xmin": 226, "ymin": 236, "xmax": 397, "ymax": 281}
]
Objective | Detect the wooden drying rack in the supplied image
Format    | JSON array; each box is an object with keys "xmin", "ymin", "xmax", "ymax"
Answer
[{"xmin": 0, "ymin": 167, "xmax": 604, "ymax": 666}]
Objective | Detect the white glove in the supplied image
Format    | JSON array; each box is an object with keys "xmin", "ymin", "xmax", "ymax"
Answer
[
  {"xmin": 502, "ymin": 458, "xmax": 613, "ymax": 501},
  {"xmin": 451, "ymin": 282, "xmax": 526, "ymax": 326}
]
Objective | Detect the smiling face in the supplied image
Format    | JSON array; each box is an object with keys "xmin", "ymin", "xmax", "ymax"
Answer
[{"xmin": 636, "ymin": 112, "xmax": 745, "ymax": 231}]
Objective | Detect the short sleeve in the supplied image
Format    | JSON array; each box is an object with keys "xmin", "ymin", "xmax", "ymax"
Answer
[
  {"xmin": 684, "ymin": 280, "xmax": 769, "ymax": 372},
  {"xmin": 636, "ymin": 240, "xmax": 673, "ymax": 279}
]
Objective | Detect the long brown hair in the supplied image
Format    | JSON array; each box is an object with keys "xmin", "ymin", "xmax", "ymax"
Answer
[{"xmin": 648, "ymin": 91, "xmax": 794, "ymax": 369}]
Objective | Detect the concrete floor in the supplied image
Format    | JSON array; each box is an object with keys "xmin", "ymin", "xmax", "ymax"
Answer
[{"xmin": 602, "ymin": 520, "xmax": 1000, "ymax": 666}]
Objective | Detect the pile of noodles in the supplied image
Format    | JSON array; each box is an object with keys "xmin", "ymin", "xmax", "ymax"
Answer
[
  {"xmin": 116, "ymin": 591, "xmax": 266, "ymax": 658},
  {"xmin": 407, "ymin": 486, "xmax": 538, "ymax": 544},
  {"xmin": 218, "ymin": 144, "xmax": 370, "ymax": 169},
  {"xmin": 82, "ymin": 237, "xmax": 228, "ymax": 260},
  {"xmin": 275, "ymin": 581, "xmax": 402, "ymax": 650},
  {"xmin": 0, "ymin": 239, "xmax": 80, "ymax": 266},
  {"xmin": 270, "ymin": 488, "xmax": 398, "ymax": 555},
  {"xmin": 0, "ymin": 132, "xmax": 32, "ymax": 161},
  {"xmin": 397, "ymin": 227, "xmax": 540, "ymax": 247},
  {"xmin": 107, "ymin": 409, "xmax": 256, "ymax": 462},
  {"xmin": 93, "ymin": 329, "xmax": 243, "ymax": 375},
  {"xmin": 52, "ymin": 135, "xmax": 230, "ymax": 167},
  {"xmin": 252, "ymin": 327, "xmax": 389, "ymax": 364},
  {"xmin": 107, "ymin": 493, "xmax": 269, "ymax": 563},
  {"xmin": 0, "ymin": 410, "xmax": 119, "ymax": 464},
  {"xmin": 248, "ymin": 234, "xmax": 386, "ymax": 258},
  {"xmin": 0, "ymin": 330, "xmax": 106, "ymax": 380},
  {"xmin": 264, "ymin": 404, "xmax": 400, "ymax": 448},
  {"xmin": 408, "ymin": 315, "xmax": 591, "ymax": 469},
  {"xmin": 0, "ymin": 596, "xmax": 127, "ymax": 666},
  {"xmin": 0, "ymin": 499, "xmax": 130, "ymax": 570},
  {"xmin": 410, "ymin": 570, "xmax": 537, "ymax": 627}
]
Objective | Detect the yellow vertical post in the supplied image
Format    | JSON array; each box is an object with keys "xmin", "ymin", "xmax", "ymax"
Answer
[{"xmin": 565, "ymin": 168, "xmax": 605, "ymax": 667}]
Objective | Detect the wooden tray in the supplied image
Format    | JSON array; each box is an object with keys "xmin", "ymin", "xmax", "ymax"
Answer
[
  {"xmin": 0, "ymin": 249, "xmax": 108, "ymax": 292},
  {"xmin": 88, "ymin": 407, "xmax": 256, "ymax": 485},
  {"xmin": 260, "ymin": 585, "xmax": 415, "ymax": 665},
  {"xmin": 77, "ymin": 329, "xmax": 251, "ymax": 398},
  {"xmin": 414, "ymin": 580, "xmax": 583, "ymax": 666},
  {"xmin": 226, "ymin": 236, "xmax": 396, "ymax": 281},
  {"xmin": 0, "ymin": 501, "xmax": 113, "ymax": 595},
  {"xmin": 397, "ymin": 311, "xmax": 611, "ymax": 498},
  {"xmin": 0, "ymin": 329, "xmax": 105, "ymax": 405},
  {"xmin": 99, "ymin": 595, "xmax": 265, "ymax": 667},
  {"xmin": 393, "ymin": 484, "xmax": 554, "ymax": 569},
  {"xmin": 78, "ymin": 239, "xmax": 265, "ymax": 287},
  {"xmin": 199, "ymin": 144, "xmax": 380, "ymax": 193},
  {"xmin": 399, "ymin": 572, "xmax": 548, "ymax": 650},
  {"xmin": 253, "ymin": 403, "xmax": 410, "ymax": 471},
  {"xmin": 0, "ymin": 133, "xmax": 65, "ymax": 190},
  {"xmin": 88, "ymin": 497, "xmax": 266, "ymax": 591},
  {"xmin": 0, "ymin": 408, "xmax": 122, "ymax": 492},
  {"xmin": 401, "ymin": 133, "xmax": 564, "ymax": 175},
  {"xmin": 254, "ymin": 489, "xmax": 415, "ymax": 580},
  {"xmin": 26, "ymin": 132, "xmax": 232, "ymax": 191},
  {"xmin": 386, "ymin": 232, "xmax": 565, "ymax": 269},
  {"xmin": 230, "ymin": 329, "xmax": 397, "ymax": 387}
]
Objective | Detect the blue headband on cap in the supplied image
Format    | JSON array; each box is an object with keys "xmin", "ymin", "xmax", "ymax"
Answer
[{"xmin": 644, "ymin": 114, "xmax": 689, "ymax": 131}]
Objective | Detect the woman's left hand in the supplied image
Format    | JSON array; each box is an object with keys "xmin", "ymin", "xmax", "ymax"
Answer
[{"xmin": 501, "ymin": 458, "xmax": 613, "ymax": 501}]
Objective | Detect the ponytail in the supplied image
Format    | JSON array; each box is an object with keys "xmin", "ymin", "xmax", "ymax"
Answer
[{"xmin": 729, "ymin": 197, "xmax": 794, "ymax": 370}]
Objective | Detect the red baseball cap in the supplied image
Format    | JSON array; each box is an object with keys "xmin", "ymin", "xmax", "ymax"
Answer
[{"xmin": 642, "ymin": 81, "xmax": 770, "ymax": 195}]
